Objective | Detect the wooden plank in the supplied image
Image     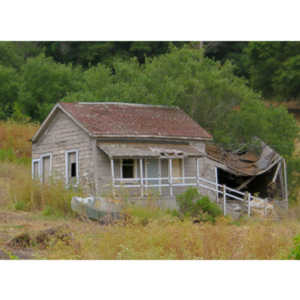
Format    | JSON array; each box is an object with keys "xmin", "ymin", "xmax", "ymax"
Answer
[{"xmin": 236, "ymin": 176, "xmax": 256, "ymax": 191}]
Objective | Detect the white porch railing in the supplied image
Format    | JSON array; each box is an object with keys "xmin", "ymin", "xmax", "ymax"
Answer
[{"xmin": 112, "ymin": 175, "xmax": 267, "ymax": 217}]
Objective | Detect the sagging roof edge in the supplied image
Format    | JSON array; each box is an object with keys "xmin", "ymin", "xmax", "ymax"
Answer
[
  {"xmin": 206, "ymin": 153, "xmax": 283, "ymax": 177},
  {"xmin": 31, "ymin": 103, "xmax": 213, "ymax": 143},
  {"xmin": 97, "ymin": 143, "xmax": 205, "ymax": 159}
]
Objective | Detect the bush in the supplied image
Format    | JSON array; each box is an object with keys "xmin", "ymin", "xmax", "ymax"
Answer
[
  {"xmin": 14, "ymin": 200, "xmax": 26, "ymax": 211},
  {"xmin": 176, "ymin": 188, "xmax": 222, "ymax": 223},
  {"xmin": 123, "ymin": 205, "xmax": 173, "ymax": 226},
  {"xmin": 288, "ymin": 234, "xmax": 300, "ymax": 259}
]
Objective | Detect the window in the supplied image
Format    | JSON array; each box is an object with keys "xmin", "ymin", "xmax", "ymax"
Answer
[
  {"xmin": 171, "ymin": 158, "xmax": 184, "ymax": 183},
  {"xmin": 41, "ymin": 153, "xmax": 52, "ymax": 183},
  {"xmin": 32, "ymin": 154, "xmax": 52, "ymax": 182},
  {"xmin": 121, "ymin": 159, "xmax": 137, "ymax": 179},
  {"xmin": 32, "ymin": 159, "xmax": 40, "ymax": 179},
  {"xmin": 71, "ymin": 162, "xmax": 77, "ymax": 178},
  {"xmin": 65, "ymin": 150, "xmax": 79, "ymax": 185}
]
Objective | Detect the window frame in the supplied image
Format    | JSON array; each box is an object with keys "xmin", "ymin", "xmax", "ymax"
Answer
[
  {"xmin": 171, "ymin": 158, "xmax": 185, "ymax": 183},
  {"xmin": 65, "ymin": 149, "xmax": 79, "ymax": 185},
  {"xmin": 40, "ymin": 153, "xmax": 53, "ymax": 183},
  {"xmin": 120, "ymin": 158, "xmax": 137, "ymax": 179},
  {"xmin": 32, "ymin": 159, "xmax": 40, "ymax": 179}
]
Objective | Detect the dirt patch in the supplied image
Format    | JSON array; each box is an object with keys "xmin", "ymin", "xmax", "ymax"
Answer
[{"xmin": 6, "ymin": 224, "xmax": 76, "ymax": 249}]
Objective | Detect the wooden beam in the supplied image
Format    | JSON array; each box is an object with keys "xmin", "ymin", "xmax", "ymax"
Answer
[
  {"xmin": 272, "ymin": 160, "xmax": 282, "ymax": 183},
  {"xmin": 236, "ymin": 176, "xmax": 256, "ymax": 191}
]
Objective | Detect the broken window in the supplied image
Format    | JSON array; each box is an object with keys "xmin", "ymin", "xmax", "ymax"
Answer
[
  {"xmin": 122, "ymin": 159, "xmax": 136, "ymax": 179},
  {"xmin": 71, "ymin": 162, "xmax": 77, "ymax": 178},
  {"xmin": 66, "ymin": 150, "xmax": 79, "ymax": 185}
]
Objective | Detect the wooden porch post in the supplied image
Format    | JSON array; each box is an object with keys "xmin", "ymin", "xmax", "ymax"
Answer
[
  {"xmin": 196, "ymin": 158, "xmax": 200, "ymax": 186},
  {"xmin": 215, "ymin": 167, "xmax": 218, "ymax": 203},
  {"xmin": 140, "ymin": 158, "xmax": 144, "ymax": 198},
  {"xmin": 110, "ymin": 158, "xmax": 115, "ymax": 196},
  {"xmin": 158, "ymin": 158, "xmax": 162, "ymax": 195},
  {"xmin": 223, "ymin": 184, "xmax": 226, "ymax": 216},
  {"xmin": 169, "ymin": 158, "xmax": 173, "ymax": 197},
  {"xmin": 110, "ymin": 158, "xmax": 115, "ymax": 186}
]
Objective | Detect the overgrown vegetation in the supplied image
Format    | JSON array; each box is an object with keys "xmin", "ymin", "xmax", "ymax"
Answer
[{"xmin": 175, "ymin": 188, "xmax": 222, "ymax": 223}]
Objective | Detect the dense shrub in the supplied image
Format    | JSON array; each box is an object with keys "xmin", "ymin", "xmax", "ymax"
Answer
[
  {"xmin": 176, "ymin": 188, "xmax": 222, "ymax": 223},
  {"xmin": 288, "ymin": 234, "xmax": 300, "ymax": 259}
]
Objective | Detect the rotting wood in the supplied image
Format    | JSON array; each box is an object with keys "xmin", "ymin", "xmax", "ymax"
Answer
[
  {"xmin": 236, "ymin": 176, "xmax": 256, "ymax": 191},
  {"xmin": 272, "ymin": 160, "xmax": 282, "ymax": 183}
]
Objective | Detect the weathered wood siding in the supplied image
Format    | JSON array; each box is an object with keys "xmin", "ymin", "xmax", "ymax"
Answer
[{"xmin": 32, "ymin": 109, "xmax": 94, "ymax": 191}]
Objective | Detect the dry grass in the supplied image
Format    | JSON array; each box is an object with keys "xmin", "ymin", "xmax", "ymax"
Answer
[
  {"xmin": 1, "ymin": 211, "xmax": 298, "ymax": 260},
  {"xmin": 0, "ymin": 161, "xmax": 85, "ymax": 216},
  {"xmin": 0, "ymin": 120, "xmax": 39, "ymax": 162}
]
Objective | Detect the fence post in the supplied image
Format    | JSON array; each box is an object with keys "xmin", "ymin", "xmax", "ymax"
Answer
[
  {"xmin": 264, "ymin": 198, "xmax": 267, "ymax": 217},
  {"xmin": 223, "ymin": 184, "xmax": 226, "ymax": 216},
  {"xmin": 248, "ymin": 192, "xmax": 251, "ymax": 217},
  {"xmin": 215, "ymin": 167, "xmax": 219, "ymax": 204}
]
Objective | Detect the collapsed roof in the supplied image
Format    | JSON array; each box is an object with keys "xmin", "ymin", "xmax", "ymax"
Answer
[{"xmin": 205, "ymin": 140, "xmax": 283, "ymax": 177}]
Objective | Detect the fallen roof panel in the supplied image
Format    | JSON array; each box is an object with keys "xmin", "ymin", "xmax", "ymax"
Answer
[{"xmin": 205, "ymin": 141, "xmax": 282, "ymax": 176}]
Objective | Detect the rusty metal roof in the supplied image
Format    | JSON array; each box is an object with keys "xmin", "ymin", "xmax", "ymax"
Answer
[
  {"xmin": 205, "ymin": 141, "xmax": 282, "ymax": 176},
  {"xmin": 59, "ymin": 102, "xmax": 212, "ymax": 140},
  {"xmin": 98, "ymin": 142, "xmax": 204, "ymax": 158}
]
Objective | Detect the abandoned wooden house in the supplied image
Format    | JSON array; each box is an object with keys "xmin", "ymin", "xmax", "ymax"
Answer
[{"xmin": 31, "ymin": 102, "xmax": 288, "ymax": 216}]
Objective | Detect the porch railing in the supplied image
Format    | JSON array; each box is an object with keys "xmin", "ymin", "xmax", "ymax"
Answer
[{"xmin": 112, "ymin": 175, "xmax": 267, "ymax": 217}]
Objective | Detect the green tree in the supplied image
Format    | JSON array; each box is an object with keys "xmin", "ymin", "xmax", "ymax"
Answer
[
  {"xmin": 18, "ymin": 54, "xmax": 82, "ymax": 121},
  {"xmin": 40, "ymin": 42, "xmax": 186, "ymax": 67},
  {"xmin": 273, "ymin": 54, "xmax": 300, "ymax": 99},
  {"xmin": 213, "ymin": 99, "xmax": 299, "ymax": 158},
  {"xmin": 64, "ymin": 46, "xmax": 298, "ymax": 158},
  {"xmin": 0, "ymin": 42, "xmax": 44, "ymax": 69},
  {"xmin": 0, "ymin": 65, "xmax": 19, "ymax": 119},
  {"xmin": 245, "ymin": 42, "xmax": 300, "ymax": 99}
]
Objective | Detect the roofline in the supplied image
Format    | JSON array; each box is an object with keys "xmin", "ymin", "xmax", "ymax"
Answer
[
  {"xmin": 31, "ymin": 103, "xmax": 92, "ymax": 142},
  {"xmin": 32, "ymin": 102, "xmax": 213, "ymax": 142},
  {"xmin": 75, "ymin": 101, "xmax": 180, "ymax": 110},
  {"xmin": 92, "ymin": 134, "xmax": 212, "ymax": 141}
]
